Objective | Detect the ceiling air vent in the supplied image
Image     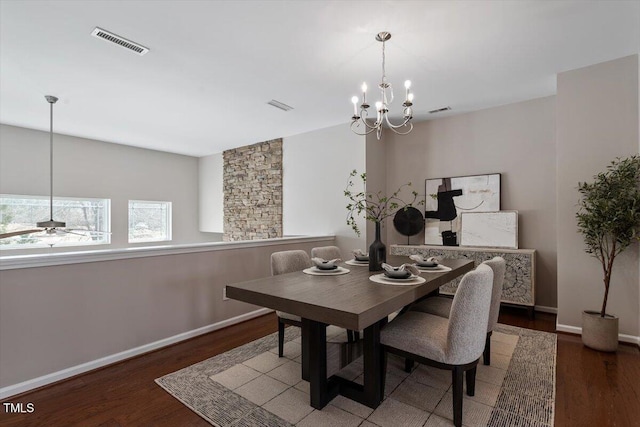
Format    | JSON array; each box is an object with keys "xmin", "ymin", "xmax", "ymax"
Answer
[
  {"xmin": 429, "ymin": 106, "xmax": 452, "ymax": 114},
  {"xmin": 267, "ymin": 100, "xmax": 294, "ymax": 112},
  {"xmin": 91, "ymin": 27, "xmax": 149, "ymax": 56}
]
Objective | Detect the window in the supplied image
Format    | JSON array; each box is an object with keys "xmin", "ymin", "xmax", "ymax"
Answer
[
  {"xmin": 0, "ymin": 195, "xmax": 111, "ymax": 248},
  {"xmin": 128, "ymin": 200, "xmax": 172, "ymax": 243}
]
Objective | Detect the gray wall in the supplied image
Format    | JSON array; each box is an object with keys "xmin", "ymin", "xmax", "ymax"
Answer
[
  {"xmin": 365, "ymin": 131, "xmax": 389, "ymax": 247},
  {"xmin": 380, "ymin": 96, "xmax": 558, "ymax": 308},
  {"xmin": 556, "ymin": 55, "xmax": 639, "ymax": 337},
  {"xmin": 282, "ymin": 123, "xmax": 367, "ymax": 257},
  {"xmin": 199, "ymin": 152, "xmax": 224, "ymax": 234},
  {"xmin": 199, "ymin": 123, "xmax": 368, "ymax": 258},
  {"xmin": 0, "ymin": 238, "xmax": 331, "ymax": 390},
  {"xmin": 0, "ymin": 124, "xmax": 218, "ymax": 254}
]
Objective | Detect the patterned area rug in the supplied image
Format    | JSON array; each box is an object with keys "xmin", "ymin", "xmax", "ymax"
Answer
[{"xmin": 156, "ymin": 323, "xmax": 556, "ymax": 427}]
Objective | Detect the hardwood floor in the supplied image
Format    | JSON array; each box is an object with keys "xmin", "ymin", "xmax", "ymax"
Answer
[
  {"xmin": 1, "ymin": 309, "xmax": 638, "ymax": 426},
  {"xmin": 554, "ymin": 333, "xmax": 640, "ymax": 426},
  {"xmin": 498, "ymin": 307, "xmax": 640, "ymax": 427}
]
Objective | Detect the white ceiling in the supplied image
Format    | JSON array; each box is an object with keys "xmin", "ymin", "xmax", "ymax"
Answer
[{"xmin": 1, "ymin": 1, "xmax": 638, "ymax": 157}]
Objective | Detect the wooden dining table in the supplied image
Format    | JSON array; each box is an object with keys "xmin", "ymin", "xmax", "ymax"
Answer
[{"xmin": 226, "ymin": 255, "xmax": 474, "ymax": 410}]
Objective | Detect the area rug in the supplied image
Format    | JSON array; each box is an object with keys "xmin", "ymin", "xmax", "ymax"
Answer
[{"xmin": 156, "ymin": 323, "xmax": 556, "ymax": 427}]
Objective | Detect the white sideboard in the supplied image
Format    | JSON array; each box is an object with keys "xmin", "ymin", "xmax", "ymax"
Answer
[{"xmin": 391, "ymin": 244, "xmax": 536, "ymax": 317}]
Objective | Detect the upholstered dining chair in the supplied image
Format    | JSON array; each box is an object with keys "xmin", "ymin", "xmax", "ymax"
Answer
[
  {"xmin": 310, "ymin": 245, "xmax": 342, "ymax": 260},
  {"xmin": 271, "ymin": 250, "xmax": 312, "ymax": 357},
  {"xmin": 411, "ymin": 256, "xmax": 506, "ymax": 365},
  {"xmin": 380, "ymin": 264, "xmax": 493, "ymax": 427},
  {"xmin": 310, "ymin": 245, "xmax": 359, "ymax": 343}
]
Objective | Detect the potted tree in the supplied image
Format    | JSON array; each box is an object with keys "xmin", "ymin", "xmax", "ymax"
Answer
[{"xmin": 576, "ymin": 155, "xmax": 640, "ymax": 351}]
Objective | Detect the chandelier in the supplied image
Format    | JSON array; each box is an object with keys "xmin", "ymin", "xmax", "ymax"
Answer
[{"xmin": 350, "ymin": 31, "xmax": 414, "ymax": 139}]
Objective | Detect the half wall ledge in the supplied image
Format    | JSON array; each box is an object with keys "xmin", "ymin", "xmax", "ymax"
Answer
[{"xmin": 0, "ymin": 235, "xmax": 335, "ymax": 270}]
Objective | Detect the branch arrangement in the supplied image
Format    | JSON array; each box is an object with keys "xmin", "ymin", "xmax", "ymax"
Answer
[{"xmin": 344, "ymin": 170, "xmax": 423, "ymax": 236}]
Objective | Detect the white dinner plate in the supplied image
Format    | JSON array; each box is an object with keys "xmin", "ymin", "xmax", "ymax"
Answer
[
  {"xmin": 303, "ymin": 266, "xmax": 350, "ymax": 276},
  {"xmin": 369, "ymin": 274, "xmax": 426, "ymax": 286},
  {"xmin": 314, "ymin": 265, "xmax": 338, "ymax": 271},
  {"xmin": 414, "ymin": 264, "xmax": 452, "ymax": 273}
]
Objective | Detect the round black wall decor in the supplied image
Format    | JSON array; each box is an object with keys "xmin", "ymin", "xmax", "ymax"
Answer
[{"xmin": 393, "ymin": 207, "xmax": 424, "ymax": 244}]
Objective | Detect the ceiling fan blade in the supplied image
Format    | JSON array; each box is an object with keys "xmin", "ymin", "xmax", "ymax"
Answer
[
  {"xmin": 58, "ymin": 229, "xmax": 87, "ymax": 237},
  {"xmin": 0, "ymin": 229, "xmax": 42, "ymax": 239},
  {"xmin": 64, "ymin": 229, "xmax": 112, "ymax": 235}
]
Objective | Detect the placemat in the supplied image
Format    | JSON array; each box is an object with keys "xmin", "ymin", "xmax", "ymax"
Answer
[{"xmin": 345, "ymin": 260, "xmax": 369, "ymax": 267}]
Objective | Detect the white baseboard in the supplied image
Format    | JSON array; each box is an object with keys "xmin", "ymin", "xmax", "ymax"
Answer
[
  {"xmin": 555, "ymin": 324, "xmax": 582, "ymax": 335},
  {"xmin": 534, "ymin": 305, "xmax": 558, "ymax": 314},
  {"xmin": 556, "ymin": 323, "xmax": 640, "ymax": 346},
  {"xmin": 0, "ymin": 308, "xmax": 273, "ymax": 400}
]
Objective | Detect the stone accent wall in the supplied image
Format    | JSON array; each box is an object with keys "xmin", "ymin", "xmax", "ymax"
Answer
[{"xmin": 223, "ymin": 139, "xmax": 282, "ymax": 241}]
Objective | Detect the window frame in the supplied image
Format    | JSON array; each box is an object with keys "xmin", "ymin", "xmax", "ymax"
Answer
[
  {"xmin": 0, "ymin": 194, "xmax": 111, "ymax": 249},
  {"xmin": 127, "ymin": 199, "xmax": 172, "ymax": 243}
]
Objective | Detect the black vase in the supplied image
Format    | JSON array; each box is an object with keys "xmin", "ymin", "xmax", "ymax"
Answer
[{"xmin": 369, "ymin": 221, "xmax": 386, "ymax": 271}]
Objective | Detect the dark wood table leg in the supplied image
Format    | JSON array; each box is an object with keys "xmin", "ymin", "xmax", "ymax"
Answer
[
  {"xmin": 301, "ymin": 320, "xmax": 309, "ymax": 381},
  {"xmin": 338, "ymin": 318, "xmax": 386, "ymax": 409},
  {"xmin": 304, "ymin": 318, "xmax": 338, "ymax": 409},
  {"xmin": 363, "ymin": 319, "xmax": 385, "ymax": 404}
]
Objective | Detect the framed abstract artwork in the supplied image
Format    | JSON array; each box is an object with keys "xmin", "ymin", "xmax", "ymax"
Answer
[{"xmin": 424, "ymin": 173, "xmax": 501, "ymax": 245}]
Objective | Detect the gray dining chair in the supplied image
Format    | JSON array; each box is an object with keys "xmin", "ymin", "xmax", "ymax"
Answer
[
  {"xmin": 271, "ymin": 250, "xmax": 312, "ymax": 357},
  {"xmin": 411, "ymin": 256, "xmax": 506, "ymax": 365},
  {"xmin": 310, "ymin": 245, "xmax": 360, "ymax": 343},
  {"xmin": 380, "ymin": 264, "xmax": 494, "ymax": 427},
  {"xmin": 310, "ymin": 245, "xmax": 342, "ymax": 260}
]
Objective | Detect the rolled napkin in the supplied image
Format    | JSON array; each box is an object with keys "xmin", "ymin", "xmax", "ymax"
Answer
[
  {"xmin": 352, "ymin": 249, "xmax": 369, "ymax": 261},
  {"xmin": 381, "ymin": 263, "xmax": 420, "ymax": 277},
  {"xmin": 311, "ymin": 257, "xmax": 341, "ymax": 270},
  {"xmin": 409, "ymin": 255, "xmax": 437, "ymax": 263},
  {"xmin": 409, "ymin": 255, "xmax": 439, "ymax": 267}
]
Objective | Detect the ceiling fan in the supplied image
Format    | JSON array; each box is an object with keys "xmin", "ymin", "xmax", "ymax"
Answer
[{"xmin": 0, "ymin": 96, "xmax": 108, "ymax": 242}]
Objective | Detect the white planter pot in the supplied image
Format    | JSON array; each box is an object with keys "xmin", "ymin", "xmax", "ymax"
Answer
[{"xmin": 582, "ymin": 310, "xmax": 619, "ymax": 352}]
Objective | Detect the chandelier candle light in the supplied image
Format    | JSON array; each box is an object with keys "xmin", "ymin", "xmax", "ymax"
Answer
[{"xmin": 351, "ymin": 32, "xmax": 414, "ymax": 139}]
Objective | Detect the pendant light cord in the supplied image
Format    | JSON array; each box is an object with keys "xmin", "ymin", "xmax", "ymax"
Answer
[
  {"xmin": 381, "ymin": 40, "xmax": 386, "ymax": 85},
  {"xmin": 49, "ymin": 99, "xmax": 54, "ymax": 221}
]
